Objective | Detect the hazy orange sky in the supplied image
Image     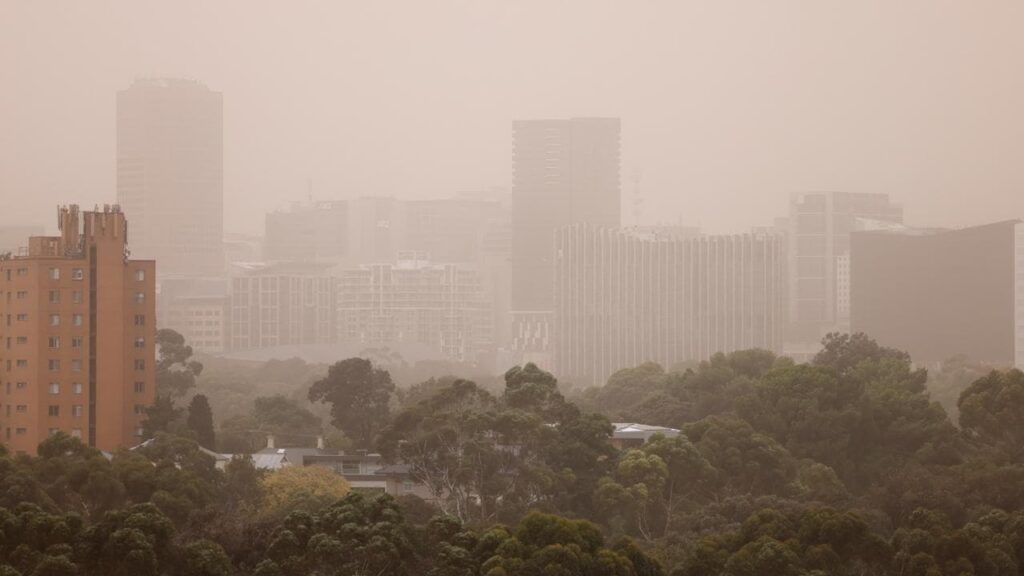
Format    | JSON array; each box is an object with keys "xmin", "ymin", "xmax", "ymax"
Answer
[{"xmin": 2, "ymin": 1, "xmax": 1022, "ymax": 235}]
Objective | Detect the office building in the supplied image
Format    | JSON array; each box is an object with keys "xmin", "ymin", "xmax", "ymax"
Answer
[
  {"xmin": 158, "ymin": 277, "xmax": 229, "ymax": 354},
  {"xmin": 0, "ymin": 205, "xmax": 155, "ymax": 455},
  {"xmin": 554, "ymin": 225, "xmax": 785, "ymax": 387},
  {"xmin": 337, "ymin": 259, "xmax": 493, "ymax": 364},
  {"xmin": 787, "ymin": 192, "xmax": 902, "ymax": 343},
  {"xmin": 229, "ymin": 263, "xmax": 337, "ymax": 351},
  {"xmin": 510, "ymin": 118, "xmax": 621, "ymax": 361},
  {"xmin": 117, "ymin": 78, "xmax": 224, "ymax": 277},
  {"xmin": 851, "ymin": 220, "xmax": 1024, "ymax": 368}
]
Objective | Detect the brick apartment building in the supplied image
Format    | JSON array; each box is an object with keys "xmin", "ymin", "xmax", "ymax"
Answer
[{"xmin": 0, "ymin": 205, "xmax": 155, "ymax": 455}]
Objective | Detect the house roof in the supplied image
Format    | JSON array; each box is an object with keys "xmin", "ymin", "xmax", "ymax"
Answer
[
  {"xmin": 611, "ymin": 423, "xmax": 681, "ymax": 440},
  {"xmin": 250, "ymin": 453, "xmax": 289, "ymax": 470}
]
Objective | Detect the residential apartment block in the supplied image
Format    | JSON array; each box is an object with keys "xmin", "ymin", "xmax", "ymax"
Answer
[{"xmin": 0, "ymin": 205, "xmax": 155, "ymax": 454}]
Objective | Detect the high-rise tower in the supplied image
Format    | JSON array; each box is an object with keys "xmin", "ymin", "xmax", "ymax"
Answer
[
  {"xmin": 509, "ymin": 118, "xmax": 620, "ymax": 360},
  {"xmin": 117, "ymin": 78, "xmax": 224, "ymax": 278}
]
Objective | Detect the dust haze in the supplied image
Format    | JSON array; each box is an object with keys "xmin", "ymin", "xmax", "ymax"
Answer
[{"xmin": 2, "ymin": 1, "xmax": 1022, "ymax": 234}]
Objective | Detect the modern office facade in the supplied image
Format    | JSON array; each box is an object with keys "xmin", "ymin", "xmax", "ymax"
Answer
[
  {"xmin": 851, "ymin": 220, "xmax": 1024, "ymax": 368},
  {"xmin": 117, "ymin": 78, "xmax": 224, "ymax": 277},
  {"xmin": 510, "ymin": 118, "xmax": 621, "ymax": 360},
  {"xmin": 0, "ymin": 206, "xmax": 156, "ymax": 454},
  {"xmin": 336, "ymin": 260, "xmax": 493, "ymax": 364},
  {"xmin": 787, "ymin": 191, "xmax": 902, "ymax": 343},
  {"xmin": 554, "ymin": 225, "xmax": 785, "ymax": 387},
  {"xmin": 229, "ymin": 263, "xmax": 337, "ymax": 351}
]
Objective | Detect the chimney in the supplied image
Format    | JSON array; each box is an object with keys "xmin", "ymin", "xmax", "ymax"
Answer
[
  {"xmin": 316, "ymin": 435, "xmax": 325, "ymax": 450},
  {"xmin": 266, "ymin": 434, "xmax": 275, "ymax": 450}
]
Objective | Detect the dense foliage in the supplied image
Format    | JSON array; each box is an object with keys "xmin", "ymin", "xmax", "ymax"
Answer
[{"xmin": 3, "ymin": 332, "xmax": 1024, "ymax": 575}]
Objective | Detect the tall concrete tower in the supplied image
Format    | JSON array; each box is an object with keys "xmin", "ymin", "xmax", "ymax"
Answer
[
  {"xmin": 509, "ymin": 117, "xmax": 620, "ymax": 361},
  {"xmin": 117, "ymin": 78, "xmax": 224, "ymax": 278}
]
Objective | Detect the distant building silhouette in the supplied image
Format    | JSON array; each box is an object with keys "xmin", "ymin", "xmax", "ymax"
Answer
[
  {"xmin": 229, "ymin": 262, "xmax": 337, "ymax": 350},
  {"xmin": 510, "ymin": 118, "xmax": 621, "ymax": 363},
  {"xmin": 159, "ymin": 277, "xmax": 229, "ymax": 354},
  {"xmin": 786, "ymin": 192, "xmax": 902, "ymax": 345},
  {"xmin": 337, "ymin": 258, "xmax": 493, "ymax": 364},
  {"xmin": 553, "ymin": 225, "xmax": 785, "ymax": 387},
  {"xmin": 851, "ymin": 220, "xmax": 1024, "ymax": 368},
  {"xmin": 0, "ymin": 205, "xmax": 155, "ymax": 455},
  {"xmin": 265, "ymin": 201, "xmax": 349, "ymax": 263},
  {"xmin": 117, "ymin": 78, "xmax": 224, "ymax": 277}
]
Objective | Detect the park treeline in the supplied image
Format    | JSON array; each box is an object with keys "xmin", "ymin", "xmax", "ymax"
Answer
[{"xmin": 2, "ymin": 333, "xmax": 1024, "ymax": 575}]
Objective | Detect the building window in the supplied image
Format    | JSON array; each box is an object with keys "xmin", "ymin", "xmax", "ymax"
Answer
[
  {"xmin": 49, "ymin": 314, "xmax": 60, "ymax": 326},
  {"xmin": 16, "ymin": 336, "xmax": 27, "ymax": 345},
  {"xmin": 48, "ymin": 290, "xmax": 60, "ymax": 304},
  {"xmin": 17, "ymin": 314, "xmax": 28, "ymax": 322},
  {"xmin": 48, "ymin": 405, "xmax": 59, "ymax": 417},
  {"xmin": 133, "ymin": 404, "xmax": 146, "ymax": 415},
  {"xmin": 135, "ymin": 270, "xmax": 145, "ymax": 281},
  {"xmin": 48, "ymin": 336, "xmax": 60, "ymax": 349},
  {"xmin": 134, "ymin": 337, "xmax": 145, "ymax": 349},
  {"xmin": 72, "ymin": 314, "xmax": 83, "ymax": 327},
  {"xmin": 134, "ymin": 359, "xmax": 145, "ymax": 371},
  {"xmin": 135, "ymin": 292, "xmax": 145, "ymax": 304},
  {"xmin": 70, "ymin": 428, "xmax": 82, "ymax": 438},
  {"xmin": 15, "ymin": 428, "xmax": 26, "ymax": 436},
  {"xmin": 71, "ymin": 268, "xmax": 84, "ymax": 280},
  {"xmin": 71, "ymin": 337, "xmax": 83, "ymax": 349},
  {"xmin": 16, "ymin": 290, "xmax": 27, "ymax": 299},
  {"xmin": 16, "ymin": 382, "xmax": 26, "ymax": 390},
  {"xmin": 133, "ymin": 381, "xmax": 145, "ymax": 393},
  {"xmin": 16, "ymin": 359, "xmax": 27, "ymax": 368},
  {"xmin": 48, "ymin": 382, "xmax": 60, "ymax": 394},
  {"xmin": 71, "ymin": 359, "xmax": 82, "ymax": 372},
  {"xmin": 134, "ymin": 314, "xmax": 145, "ymax": 326},
  {"xmin": 72, "ymin": 382, "xmax": 82, "ymax": 395},
  {"xmin": 48, "ymin": 428, "xmax": 59, "ymax": 436},
  {"xmin": 49, "ymin": 268, "xmax": 60, "ymax": 280},
  {"xmin": 72, "ymin": 405, "xmax": 83, "ymax": 417},
  {"xmin": 48, "ymin": 359, "xmax": 60, "ymax": 371},
  {"xmin": 15, "ymin": 405, "xmax": 26, "ymax": 413},
  {"xmin": 72, "ymin": 290, "xmax": 82, "ymax": 304},
  {"xmin": 16, "ymin": 268, "xmax": 27, "ymax": 277}
]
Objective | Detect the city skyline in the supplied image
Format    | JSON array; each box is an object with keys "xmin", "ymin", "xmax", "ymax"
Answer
[{"xmin": 3, "ymin": 2, "xmax": 1023, "ymax": 238}]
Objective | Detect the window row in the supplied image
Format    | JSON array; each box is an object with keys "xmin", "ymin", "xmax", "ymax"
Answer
[
  {"xmin": 2, "ymin": 289, "xmax": 142, "ymax": 304},
  {"xmin": 3, "ymin": 427, "xmax": 83, "ymax": 440},
  {"xmin": 2, "ymin": 381, "xmax": 145, "ymax": 394}
]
